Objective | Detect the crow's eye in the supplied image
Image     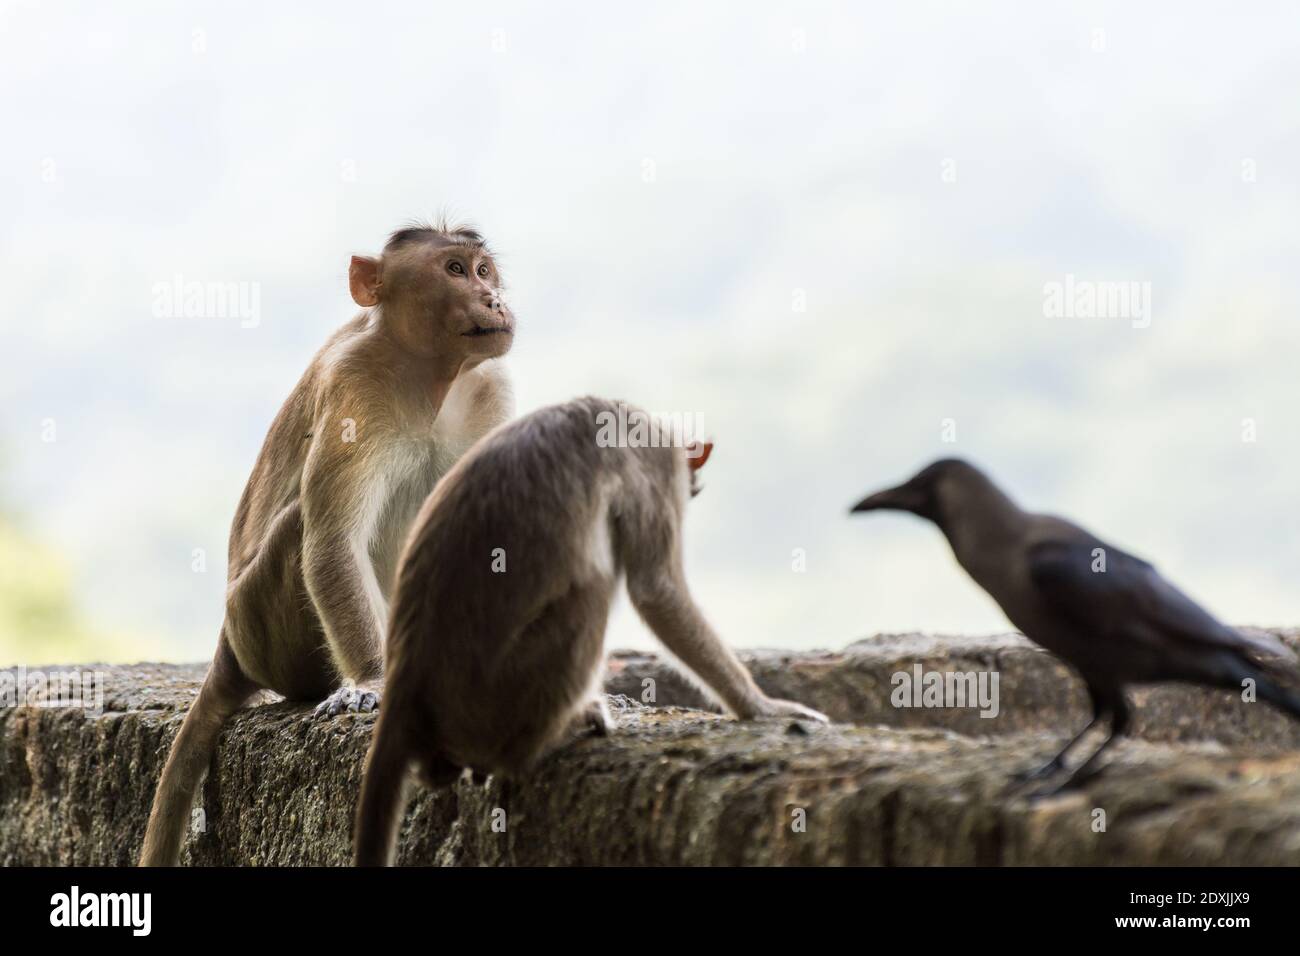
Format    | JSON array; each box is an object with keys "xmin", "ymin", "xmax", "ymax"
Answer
[
  {"xmin": 477, "ymin": 263, "xmax": 490, "ymax": 278},
  {"xmin": 448, "ymin": 261, "xmax": 465, "ymax": 275}
]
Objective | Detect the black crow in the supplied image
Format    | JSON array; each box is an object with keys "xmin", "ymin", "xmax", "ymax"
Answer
[{"xmin": 851, "ymin": 458, "xmax": 1299, "ymax": 793}]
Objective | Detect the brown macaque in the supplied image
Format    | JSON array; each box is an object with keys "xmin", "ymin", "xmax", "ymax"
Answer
[
  {"xmin": 353, "ymin": 397, "xmax": 828, "ymax": 866},
  {"xmin": 140, "ymin": 221, "xmax": 516, "ymax": 866}
]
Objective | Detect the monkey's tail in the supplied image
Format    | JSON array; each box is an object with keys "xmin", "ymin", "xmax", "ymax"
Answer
[
  {"xmin": 140, "ymin": 635, "xmax": 256, "ymax": 866},
  {"xmin": 354, "ymin": 708, "xmax": 413, "ymax": 867}
]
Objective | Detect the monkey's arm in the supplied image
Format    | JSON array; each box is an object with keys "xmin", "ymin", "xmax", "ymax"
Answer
[
  {"xmin": 628, "ymin": 563, "xmax": 827, "ymax": 723},
  {"xmin": 300, "ymin": 421, "xmax": 390, "ymax": 685}
]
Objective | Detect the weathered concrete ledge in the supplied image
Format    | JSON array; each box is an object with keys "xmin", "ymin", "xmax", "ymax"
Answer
[
  {"xmin": 3, "ymin": 631, "xmax": 1300, "ymax": 866},
  {"xmin": 610, "ymin": 628, "xmax": 1300, "ymax": 749}
]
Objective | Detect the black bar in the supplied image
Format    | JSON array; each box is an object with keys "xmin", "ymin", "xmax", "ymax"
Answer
[{"xmin": 0, "ymin": 866, "xmax": 1283, "ymax": 942}]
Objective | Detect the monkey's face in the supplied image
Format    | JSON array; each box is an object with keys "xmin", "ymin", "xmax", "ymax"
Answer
[{"xmin": 386, "ymin": 241, "xmax": 515, "ymax": 360}]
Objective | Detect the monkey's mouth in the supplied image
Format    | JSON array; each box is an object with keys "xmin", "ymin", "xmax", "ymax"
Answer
[{"xmin": 462, "ymin": 325, "xmax": 513, "ymax": 338}]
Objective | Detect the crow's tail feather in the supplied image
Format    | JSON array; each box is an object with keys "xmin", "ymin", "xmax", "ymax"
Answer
[{"xmin": 1255, "ymin": 676, "xmax": 1300, "ymax": 722}]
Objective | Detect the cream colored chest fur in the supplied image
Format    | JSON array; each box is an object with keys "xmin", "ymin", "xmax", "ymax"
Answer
[{"xmin": 368, "ymin": 363, "xmax": 513, "ymax": 594}]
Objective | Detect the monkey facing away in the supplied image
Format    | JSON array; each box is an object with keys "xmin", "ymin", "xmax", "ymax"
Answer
[
  {"xmin": 850, "ymin": 458, "xmax": 1300, "ymax": 795},
  {"xmin": 354, "ymin": 397, "xmax": 828, "ymax": 865},
  {"xmin": 140, "ymin": 221, "xmax": 515, "ymax": 866}
]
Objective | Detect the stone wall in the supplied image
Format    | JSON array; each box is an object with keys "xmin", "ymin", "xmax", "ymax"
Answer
[{"xmin": 3, "ymin": 630, "xmax": 1299, "ymax": 865}]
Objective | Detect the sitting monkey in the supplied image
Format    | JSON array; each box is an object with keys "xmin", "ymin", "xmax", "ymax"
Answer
[
  {"xmin": 141, "ymin": 221, "xmax": 515, "ymax": 866},
  {"xmin": 354, "ymin": 397, "xmax": 827, "ymax": 865}
]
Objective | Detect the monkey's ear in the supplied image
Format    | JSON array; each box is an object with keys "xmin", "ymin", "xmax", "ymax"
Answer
[
  {"xmin": 686, "ymin": 440, "xmax": 714, "ymax": 472},
  {"xmin": 349, "ymin": 255, "xmax": 381, "ymax": 307}
]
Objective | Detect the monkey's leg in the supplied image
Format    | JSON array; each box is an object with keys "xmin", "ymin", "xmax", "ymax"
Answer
[
  {"xmin": 302, "ymin": 525, "xmax": 388, "ymax": 720},
  {"xmin": 628, "ymin": 570, "xmax": 827, "ymax": 723},
  {"xmin": 354, "ymin": 709, "xmax": 416, "ymax": 867},
  {"xmin": 140, "ymin": 636, "xmax": 257, "ymax": 866},
  {"xmin": 566, "ymin": 695, "xmax": 614, "ymax": 738},
  {"xmin": 1027, "ymin": 693, "xmax": 1130, "ymax": 798},
  {"xmin": 415, "ymin": 753, "xmax": 464, "ymax": 789}
]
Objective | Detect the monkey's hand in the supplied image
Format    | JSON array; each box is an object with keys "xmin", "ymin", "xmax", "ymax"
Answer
[
  {"xmin": 313, "ymin": 684, "xmax": 380, "ymax": 719},
  {"xmin": 749, "ymin": 697, "xmax": 829, "ymax": 724}
]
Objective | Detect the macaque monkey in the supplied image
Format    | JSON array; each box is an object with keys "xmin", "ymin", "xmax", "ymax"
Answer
[
  {"xmin": 353, "ymin": 397, "xmax": 828, "ymax": 866},
  {"xmin": 140, "ymin": 221, "xmax": 515, "ymax": 866}
]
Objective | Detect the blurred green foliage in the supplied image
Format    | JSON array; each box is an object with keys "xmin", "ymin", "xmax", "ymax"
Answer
[{"xmin": 0, "ymin": 517, "xmax": 138, "ymax": 666}]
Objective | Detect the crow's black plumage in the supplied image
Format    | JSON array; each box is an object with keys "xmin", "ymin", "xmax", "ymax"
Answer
[{"xmin": 851, "ymin": 458, "xmax": 1300, "ymax": 793}]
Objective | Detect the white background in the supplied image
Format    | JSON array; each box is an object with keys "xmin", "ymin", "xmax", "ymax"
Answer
[{"xmin": 2, "ymin": 1, "xmax": 1297, "ymax": 662}]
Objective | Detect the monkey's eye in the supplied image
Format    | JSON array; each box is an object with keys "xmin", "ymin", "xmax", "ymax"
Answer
[
  {"xmin": 448, "ymin": 261, "xmax": 465, "ymax": 275},
  {"xmin": 476, "ymin": 263, "xmax": 490, "ymax": 278}
]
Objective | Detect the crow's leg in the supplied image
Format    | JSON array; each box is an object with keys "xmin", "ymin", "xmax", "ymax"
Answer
[
  {"xmin": 1028, "ymin": 692, "xmax": 1130, "ymax": 798},
  {"xmin": 1010, "ymin": 685, "xmax": 1114, "ymax": 788},
  {"xmin": 1015, "ymin": 711, "xmax": 1105, "ymax": 783}
]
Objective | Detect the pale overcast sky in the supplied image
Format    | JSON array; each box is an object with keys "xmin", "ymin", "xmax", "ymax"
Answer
[{"xmin": 2, "ymin": 1, "xmax": 1298, "ymax": 663}]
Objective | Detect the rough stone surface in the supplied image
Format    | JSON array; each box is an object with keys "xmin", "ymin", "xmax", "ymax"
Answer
[
  {"xmin": 3, "ymin": 630, "xmax": 1300, "ymax": 866},
  {"xmin": 609, "ymin": 629, "xmax": 1300, "ymax": 749}
]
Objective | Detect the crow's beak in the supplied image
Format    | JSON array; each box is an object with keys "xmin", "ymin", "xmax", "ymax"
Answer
[{"xmin": 849, "ymin": 483, "xmax": 921, "ymax": 515}]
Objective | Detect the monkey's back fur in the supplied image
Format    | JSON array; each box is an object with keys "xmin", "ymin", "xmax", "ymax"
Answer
[{"xmin": 385, "ymin": 396, "xmax": 681, "ymax": 774}]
